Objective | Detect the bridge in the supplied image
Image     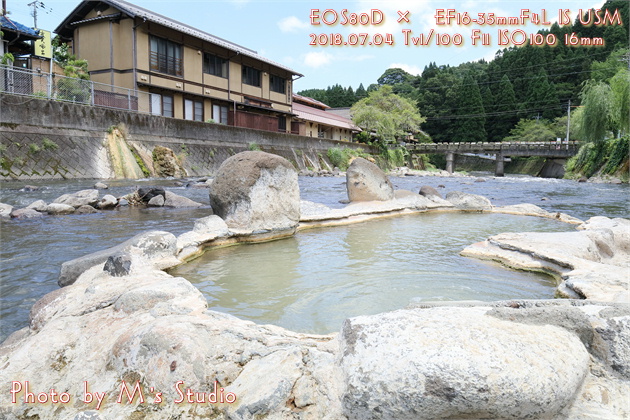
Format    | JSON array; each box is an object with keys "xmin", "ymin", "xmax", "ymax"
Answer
[{"xmin": 405, "ymin": 141, "xmax": 581, "ymax": 176}]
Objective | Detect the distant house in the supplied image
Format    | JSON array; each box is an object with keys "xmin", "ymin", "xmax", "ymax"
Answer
[
  {"xmin": 292, "ymin": 94, "xmax": 359, "ymax": 141},
  {"xmin": 54, "ymin": 0, "xmax": 303, "ymax": 132}
]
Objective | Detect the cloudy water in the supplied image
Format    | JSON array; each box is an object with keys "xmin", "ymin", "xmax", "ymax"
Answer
[{"xmin": 0, "ymin": 174, "xmax": 628, "ymax": 341}]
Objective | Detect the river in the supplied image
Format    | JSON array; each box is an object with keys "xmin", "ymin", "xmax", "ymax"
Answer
[{"xmin": 0, "ymin": 173, "xmax": 628, "ymax": 341}]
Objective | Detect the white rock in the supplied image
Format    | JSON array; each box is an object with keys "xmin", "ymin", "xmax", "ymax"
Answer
[{"xmin": 340, "ymin": 307, "xmax": 590, "ymax": 420}]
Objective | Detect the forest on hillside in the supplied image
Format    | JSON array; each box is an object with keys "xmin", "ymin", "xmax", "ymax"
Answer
[{"xmin": 298, "ymin": 0, "xmax": 629, "ymax": 145}]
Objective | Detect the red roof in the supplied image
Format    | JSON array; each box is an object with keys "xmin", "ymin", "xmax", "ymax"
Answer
[{"xmin": 293, "ymin": 102, "xmax": 359, "ymax": 131}]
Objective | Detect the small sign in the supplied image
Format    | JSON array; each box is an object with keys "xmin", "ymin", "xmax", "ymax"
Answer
[{"xmin": 33, "ymin": 29, "xmax": 52, "ymax": 59}]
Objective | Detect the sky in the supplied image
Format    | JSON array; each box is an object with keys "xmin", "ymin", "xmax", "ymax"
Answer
[{"xmin": 6, "ymin": 0, "xmax": 610, "ymax": 91}]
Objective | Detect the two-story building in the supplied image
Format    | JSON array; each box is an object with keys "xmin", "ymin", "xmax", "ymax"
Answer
[{"xmin": 54, "ymin": 0, "xmax": 303, "ymax": 133}]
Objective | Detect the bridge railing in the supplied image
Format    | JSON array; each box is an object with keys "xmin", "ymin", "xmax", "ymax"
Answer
[{"xmin": 406, "ymin": 141, "xmax": 581, "ymax": 153}]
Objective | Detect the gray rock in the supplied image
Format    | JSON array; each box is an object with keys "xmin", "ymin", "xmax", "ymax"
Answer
[
  {"xmin": 10, "ymin": 208, "xmax": 44, "ymax": 219},
  {"xmin": 103, "ymin": 254, "xmax": 132, "ymax": 277},
  {"xmin": 346, "ymin": 158, "xmax": 394, "ymax": 202},
  {"xmin": 26, "ymin": 200, "xmax": 47, "ymax": 212},
  {"xmin": 137, "ymin": 187, "xmax": 165, "ymax": 203},
  {"xmin": 118, "ymin": 199, "xmax": 129, "ymax": 207},
  {"xmin": 0, "ymin": 202, "xmax": 13, "ymax": 218},
  {"xmin": 147, "ymin": 194, "xmax": 165, "ymax": 207},
  {"xmin": 164, "ymin": 191, "xmax": 202, "ymax": 208},
  {"xmin": 94, "ymin": 182, "xmax": 108, "ymax": 189},
  {"xmin": 209, "ymin": 151, "xmax": 300, "ymax": 232},
  {"xmin": 419, "ymin": 185, "xmax": 442, "ymax": 199},
  {"xmin": 59, "ymin": 231, "xmax": 178, "ymax": 287},
  {"xmin": 96, "ymin": 195, "xmax": 118, "ymax": 210},
  {"xmin": 54, "ymin": 189, "xmax": 99, "ymax": 208},
  {"xmin": 446, "ymin": 191, "xmax": 492, "ymax": 210},
  {"xmin": 76, "ymin": 205, "xmax": 99, "ymax": 215},
  {"xmin": 46, "ymin": 203, "xmax": 76, "ymax": 215},
  {"xmin": 340, "ymin": 307, "xmax": 590, "ymax": 420}
]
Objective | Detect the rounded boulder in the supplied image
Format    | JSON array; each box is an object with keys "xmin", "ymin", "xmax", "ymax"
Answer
[
  {"xmin": 346, "ymin": 158, "xmax": 394, "ymax": 202},
  {"xmin": 209, "ymin": 151, "xmax": 300, "ymax": 232}
]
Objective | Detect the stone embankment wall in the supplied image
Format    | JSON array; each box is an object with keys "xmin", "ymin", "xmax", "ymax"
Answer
[{"xmin": 0, "ymin": 93, "xmax": 364, "ymax": 180}]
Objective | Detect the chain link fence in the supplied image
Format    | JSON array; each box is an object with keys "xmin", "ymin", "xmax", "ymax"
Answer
[{"xmin": 0, "ymin": 65, "xmax": 150, "ymax": 113}]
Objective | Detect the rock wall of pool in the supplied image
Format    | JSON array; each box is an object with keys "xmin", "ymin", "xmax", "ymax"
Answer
[{"xmin": 1, "ymin": 152, "xmax": 628, "ymax": 420}]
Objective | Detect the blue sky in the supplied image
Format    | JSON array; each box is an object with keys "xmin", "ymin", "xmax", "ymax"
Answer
[{"xmin": 7, "ymin": 0, "xmax": 609, "ymax": 91}]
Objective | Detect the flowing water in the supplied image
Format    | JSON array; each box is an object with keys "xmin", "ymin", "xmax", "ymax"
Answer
[{"xmin": 1, "ymin": 174, "xmax": 628, "ymax": 341}]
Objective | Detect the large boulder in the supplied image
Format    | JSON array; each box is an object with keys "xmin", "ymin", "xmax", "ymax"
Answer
[
  {"xmin": 209, "ymin": 151, "xmax": 300, "ymax": 232},
  {"xmin": 446, "ymin": 191, "xmax": 492, "ymax": 210},
  {"xmin": 346, "ymin": 158, "xmax": 394, "ymax": 202},
  {"xmin": 53, "ymin": 189, "xmax": 99, "ymax": 209},
  {"xmin": 340, "ymin": 307, "xmax": 590, "ymax": 420}
]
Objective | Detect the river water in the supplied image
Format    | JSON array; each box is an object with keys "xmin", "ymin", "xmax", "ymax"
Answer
[{"xmin": 0, "ymin": 174, "xmax": 628, "ymax": 341}]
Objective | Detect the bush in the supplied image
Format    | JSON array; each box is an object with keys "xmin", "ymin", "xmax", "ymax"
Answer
[
  {"xmin": 41, "ymin": 138, "xmax": 59, "ymax": 151},
  {"xmin": 327, "ymin": 147, "xmax": 371, "ymax": 171}
]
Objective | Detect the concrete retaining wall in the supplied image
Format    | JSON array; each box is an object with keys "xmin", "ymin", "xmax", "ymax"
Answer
[{"xmin": 0, "ymin": 94, "xmax": 366, "ymax": 180}]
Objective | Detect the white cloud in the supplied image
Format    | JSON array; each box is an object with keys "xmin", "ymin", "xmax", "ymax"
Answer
[
  {"xmin": 278, "ymin": 16, "xmax": 309, "ymax": 33},
  {"xmin": 389, "ymin": 63, "xmax": 423, "ymax": 76},
  {"xmin": 304, "ymin": 51, "xmax": 334, "ymax": 68}
]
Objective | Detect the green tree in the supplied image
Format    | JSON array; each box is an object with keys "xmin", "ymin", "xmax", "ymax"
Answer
[
  {"xmin": 609, "ymin": 68, "xmax": 630, "ymax": 135},
  {"xmin": 377, "ymin": 68, "xmax": 412, "ymax": 86},
  {"xmin": 503, "ymin": 119, "xmax": 556, "ymax": 142},
  {"xmin": 451, "ymin": 75, "xmax": 486, "ymax": 142},
  {"xmin": 487, "ymin": 75, "xmax": 518, "ymax": 142},
  {"xmin": 355, "ymin": 83, "xmax": 367, "ymax": 101},
  {"xmin": 350, "ymin": 85, "xmax": 425, "ymax": 144},
  {"xmin": 579, "ymin": 80, "xmax": 614, "ymax": 143}
]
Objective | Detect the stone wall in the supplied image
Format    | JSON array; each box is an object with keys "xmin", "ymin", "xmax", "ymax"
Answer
[{"xmin": 0, "ymin": 93, "xmax": 366, "ymax": 180}]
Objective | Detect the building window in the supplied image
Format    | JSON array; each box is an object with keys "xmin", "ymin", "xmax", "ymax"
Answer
[
  {"xmin": 242, "ymin": 66, "xmax": 261, "ymax": 87},
  {"xmin": 150, "ymin": 93, "xmax": 174, "ymax": 118},
  {"xmin": 203, "ymin": 53, "xmax": 228, "ymax": 78},
  {"xmin": 150, "ymin": 36, "xmax": 182, "ymax": 76},
  {"xmin": 185, "ymin": 99, "xmax": 203, "ymax": 121},
  {"xmin": 213, "ymin": 104, "xmax": 229, "ymax": 124},
  {"xmin": 278, "ymin": 116, "xmax": 286, "ymax": 132},
  {"xmin": 270, "ymin": 75, "xmax": 285, "ymax": 94}
]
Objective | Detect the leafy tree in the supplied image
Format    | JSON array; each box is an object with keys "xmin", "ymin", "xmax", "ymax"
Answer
[
  {"xmin": 377, "ymin": 68, "xmax": 412, "ymax": 86},
  {"xmin": 609, "ymin": 68, "xmax": 630, "ymax": 135},
  {"xmin": 578, "ymin": 80, "xmax": 614, "ymax": 143},
  {"xmin": 350, "ymin": 85, "xmax": 425, "ymax": 144},
  {"xmin": 503, "ymin": 119, "xmax": 556, "ymax": 142}
]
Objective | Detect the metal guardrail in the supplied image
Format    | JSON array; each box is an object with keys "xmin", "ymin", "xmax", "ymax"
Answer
[{"xmin": 0, "ymin": 64, "xmax": 150, "ymax": 113}]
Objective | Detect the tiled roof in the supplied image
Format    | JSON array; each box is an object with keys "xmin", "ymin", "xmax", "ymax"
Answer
[
  {"xmin": 0, "ymin": 16, "xmax": 42, "ymax": 39},
  {"xmin": 293, "ymin": 93, "xmax": 330, "ymax": 110},
  {"xmin": 55, "ymin": 0, "xmax": 302, "ymax": 76},
  {"xmin": 293, "ymin": 102, "xmax": 359, "ymax": 131}
]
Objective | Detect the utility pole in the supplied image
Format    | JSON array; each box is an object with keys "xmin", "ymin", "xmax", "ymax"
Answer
[
  {"xmin": 28, "ymin": 1, "xmax": 50, "ymax": 29},
  {"xmin": 2, "ymin": 0, "xmax": 6, "ymax": 16},
  {"xmin": 566, "ymin": 99, "xmax": 571, "ymax": 143}
]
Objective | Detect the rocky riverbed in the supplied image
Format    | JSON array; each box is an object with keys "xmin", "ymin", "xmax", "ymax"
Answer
[{"xmin": 0, "ymin": 152, "xmax": 628, "ymax": 419}]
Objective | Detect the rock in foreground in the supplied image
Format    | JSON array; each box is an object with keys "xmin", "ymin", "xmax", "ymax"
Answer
[{"xmin": 209, "ymin": 151, "xmax": 300, "ymax": 233}]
